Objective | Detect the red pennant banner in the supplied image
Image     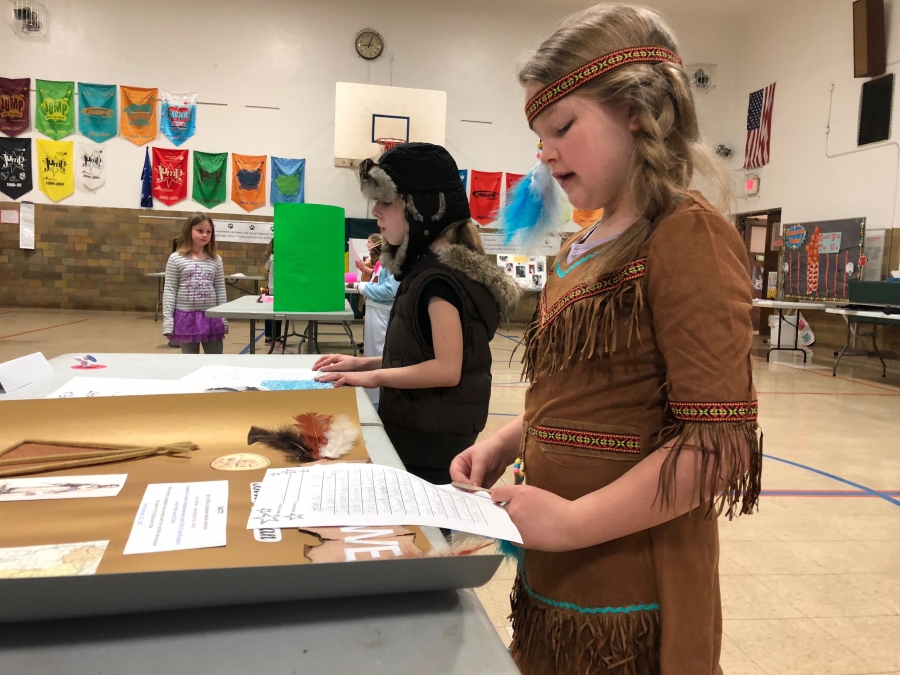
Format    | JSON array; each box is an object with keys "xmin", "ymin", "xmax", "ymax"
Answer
[
  {"xmin": 470, "ymin": 170, "xmax": 501, "ymax": 226},
  {"xmin": 505, "ymin": 172, "xmax": 525, "ymax": 192},
  {"xmin": 151, "ymin": 147, "xmax": 189, "ymax": 206}
]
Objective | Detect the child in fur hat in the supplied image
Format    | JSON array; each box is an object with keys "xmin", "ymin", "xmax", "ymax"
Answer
[{"xmin": 315, "ymin": 142, "xmax": 520, "ymax": 484}]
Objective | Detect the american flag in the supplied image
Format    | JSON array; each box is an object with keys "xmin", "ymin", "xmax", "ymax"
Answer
[{"xmin": 744, "ymin": 83, "xmax": 776, "ymax": 169}]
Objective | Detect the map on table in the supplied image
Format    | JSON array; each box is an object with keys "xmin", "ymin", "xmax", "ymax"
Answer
[{"xmin": 0, "ymin": 541, "xmax": 109, "ymax": 578}]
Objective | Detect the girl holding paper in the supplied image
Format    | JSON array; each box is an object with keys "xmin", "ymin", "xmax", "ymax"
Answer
[{"xmin": 450, "ymin": 5, "xmax": 761, "ymax": 674}]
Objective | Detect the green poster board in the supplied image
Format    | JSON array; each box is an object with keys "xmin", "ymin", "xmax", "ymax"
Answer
[{"xmin": 274, "ymin": 203, "xmax": 346, "ymax": 312}]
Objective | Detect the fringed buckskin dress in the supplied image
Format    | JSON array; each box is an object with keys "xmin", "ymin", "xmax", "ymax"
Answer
[{"xmin": 509, "ymin": 192, "xmax": 762, "ymax": 675}]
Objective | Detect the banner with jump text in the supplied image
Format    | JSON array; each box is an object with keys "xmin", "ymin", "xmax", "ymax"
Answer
[
  {"xmin": 469, "ymin": 170, "xmax": 501, "ymax": 225},
  {"xmin": 76, "ymin": 142, "xmax": 107, "ymax": 191},
  {"xmin": 232, "ymin": 153, "xmax": 266, "ymax": 212},
  {"xmin": 121, "ymin": 86, "xmax": 158, "ymax": 146},
  {"xmin": 35, "ymin": 80, "xmax": 75, "ymax": 140},
  {"xmin": 0, "ymin": 137, "xmax": 32, "ymax": 199},
  {"xmin": 193, "ymin": 151, "xmax": 227, "ymax": 208},
  {"xmin": 0, "ymin": 77, "xmax": 30, "ymax": 137},
  {"xmin": 36, "ymin": 139, "xmax": 74, "ymax": 202},
  {"xmin": 160, "ymin": 90, "xmax": 197, "ymax": 146},
  {"xmin": 151, "ymin": 147, "xmax": 189, "ymax": 206},
  {"xmin": 78, "ymin": 83, "xmax": 117, "ymax": 143}
]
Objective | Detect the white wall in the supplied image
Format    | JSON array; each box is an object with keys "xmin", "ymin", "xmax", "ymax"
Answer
[
  {"xmin": 0, "ymin": 0, "xmax": 738, "ymax": 219},
  {"xmin": 727, "ymin": 0, "xmax": 900, "ymax": 230}
]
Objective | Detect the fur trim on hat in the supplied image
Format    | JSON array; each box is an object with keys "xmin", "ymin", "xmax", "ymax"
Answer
[
  {"xmin": 404, "ymin": 195, "xmax": 424, "ymax": 222},
  {"xmin": 431, "ymin": 193, "xmax": 446, "ymax": 222},
  {"xmin": 438, "ymin": 245, "xmax": 521, "ymax": 318},
  {"xmin": 379, "ymin": 223, "xmax": 409, "ymax": 277},
  {"xmin": 360, "ymin": 165, "xmax": 399, "ymax": 202}
]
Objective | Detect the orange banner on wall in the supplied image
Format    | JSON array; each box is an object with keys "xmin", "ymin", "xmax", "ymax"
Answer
[
  {"xmin": 120, "ymin": 86, "xmax": 158, "ymax": 146},
  {"xmin": 573, "ymin": 208, "xmax": 603, "ymax": 228},
  {"xmin": 231, "ymin": 153, "xmax": 267, "ymax": 212}
]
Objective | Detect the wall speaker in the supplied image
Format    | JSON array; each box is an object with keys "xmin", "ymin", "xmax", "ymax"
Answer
[
  {"xmin": 858, "ymin": 73, "xmax": 894, "ymax": 146},
  {"xmin": 853, "ymin": 0, "xmax": 886, "ymax": 78}
]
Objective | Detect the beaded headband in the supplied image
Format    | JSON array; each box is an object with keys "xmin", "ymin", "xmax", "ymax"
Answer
[{"xmin": 525, "ymin": 46, "xmax": 683, "ymax": 126}]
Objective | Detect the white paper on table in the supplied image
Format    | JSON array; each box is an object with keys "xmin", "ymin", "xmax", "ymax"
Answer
[
  {"xmin": 123, "ymin": 481, "xmax": 229, "ymax": 555},
  {"xmin": 0, "ymin": 209, "xmax": 19, "ymax": 224},
  {"xmin": 0, "ymin": 475, "xmax": 127, "ymax": 502},
  {"xmin": 44, "ymin": 376, "xmax": 265, "ymax": 399},
  {"xmin": 18, "ymin": 201, "xmax": 34, "ymax": 249},
  {"xmin": 248, "ymin": 464, "xmax": 523, "ymax": 544},
  {"xmin": 179, "ymin": 365, "xmax": 317, "ymax": 386},
  {"xmin": 0, "ymin": 351, "xmax": 53, "ymax": 393},
  {"xmin": 228, "ymin": 272, "xmax": 246, "ymax": 277}
]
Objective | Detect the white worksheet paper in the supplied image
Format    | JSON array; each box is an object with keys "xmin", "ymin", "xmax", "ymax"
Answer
[
  {"xmin": 248, "ymin": 464, "xmax": 523, "ymax": 543},
  {"xmin": 0, "ymin": 475, "xmax": 127, "ymax": 502},
  {"xmin": 180, "ymin": 365, "xmax": 317, "ymax": 386},
  {"xmin": 123, "ymin": 481, "xmax": 228, "ymax": 555},
  {"xmin": 45, "ymin": 376, "xmax": 262, "ymax": 399}
]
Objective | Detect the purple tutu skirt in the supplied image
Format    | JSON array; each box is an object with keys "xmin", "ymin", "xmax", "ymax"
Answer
[{"xmin": 171, "ymin": 309, "xmax": 225, "ymax": 344}]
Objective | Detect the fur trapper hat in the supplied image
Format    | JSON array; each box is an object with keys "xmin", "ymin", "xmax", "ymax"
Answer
[{"xmin": 359, "ymin": 142, "xmax": 470, "ymax": 279}]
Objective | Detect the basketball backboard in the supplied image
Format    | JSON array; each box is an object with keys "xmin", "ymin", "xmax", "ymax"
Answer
[{"xmin": 334, "ymin": 82, "xmax": 447, "ymax": 168}]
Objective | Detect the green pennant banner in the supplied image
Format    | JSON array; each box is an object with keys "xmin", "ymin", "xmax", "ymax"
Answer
[
  {"xmin": 35, "ymin": 79, "xmax": 75, "ymax": 140},
  {"xmin": 274, "ymin": 203, "xmax": 346, "ymax": 312},
  {"xmin": 192, "ymin": 151, "xmax": 227, "ymax": 208}
]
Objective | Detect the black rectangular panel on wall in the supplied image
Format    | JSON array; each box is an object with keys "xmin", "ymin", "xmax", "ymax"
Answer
[{"xmin": 858, "ymin": 73, "xmax": 894, "ymax": 146}]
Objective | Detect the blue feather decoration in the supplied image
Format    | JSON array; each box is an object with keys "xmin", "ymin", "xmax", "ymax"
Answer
[
  {"xmin": 495, "ymin": 538, "xmax": 525, "ymax": 567},
  {"xmin": 497, "ymin": 161, "xmax": 567, "ymax": 253}
]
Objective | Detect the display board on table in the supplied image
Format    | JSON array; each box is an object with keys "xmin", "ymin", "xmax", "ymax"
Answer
[{"xmin": 780, "ymin": 218, "xmax": 865, "ymax": 301}]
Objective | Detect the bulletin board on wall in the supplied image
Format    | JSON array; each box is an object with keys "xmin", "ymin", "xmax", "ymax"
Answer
[{"xmin": 780, "ymin": 217, "xmax": 865, "ymax": 302}]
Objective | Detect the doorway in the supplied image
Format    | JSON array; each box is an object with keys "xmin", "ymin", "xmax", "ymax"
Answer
[{"xmin": 736, "ymin": 208, "xmax": 782, "ymax": 333}]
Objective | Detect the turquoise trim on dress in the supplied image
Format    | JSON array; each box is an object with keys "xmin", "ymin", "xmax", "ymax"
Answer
[
  {"xmin": 520, "ymin": 572, "xmax": 659, "ymax": 615},
  {"xmin": 555, "ymin": 248, "xmax": 605, "ymax": 278}
]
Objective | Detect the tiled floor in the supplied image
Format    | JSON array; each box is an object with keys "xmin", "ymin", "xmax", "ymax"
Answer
[{"xmin": 2, "ymin": 307, "xmax": 899, "ymax": 673}]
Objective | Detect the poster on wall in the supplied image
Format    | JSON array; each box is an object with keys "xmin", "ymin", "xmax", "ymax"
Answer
[
  {"xmin": 193, "ymin": 151, "xmax": 227, "ymax": 209},
  {"xmin": 231, "ymin": 153, "xmax": 267, "ymax": 212},
  {"xmin": 159, "ymin": 90, "xmax": 197, "ymax": 146},
  {"xmin": 0, "ymin": 138, "xmax": 33, "ymax": 200},
  {"xmin": 270, "ymin": 157, "xmax": 305, "ymax": 204},
  {"xmin": 121, "ymin": 86, "xmax": 158, "ymax": 146},
  {"xmin": 78, "ymin": 83, "xmax": 117, "ymax": 143},
  {"xmin": 496, "ymin": 254, "xmax": 547, "ymax": 290},
  {"xmin": 214, "ymin": 219, "xmax": 274, "ymax": 244},
  {"xmin": 469, "ymin": 170, "xmax": 501, "ymax": 225},
  {"xmin": 76, "ymin": 142, "xmax": 107, "ymax": 191},
  {"xmin": 35, "ymin": 80, "xmax": 75, "ymax": 140},
  {"xmin": 36, "ymin": 139, "xmax": 75, "ymax": 202},
  {"xmin": 151, "ymin": 147, "xmax": 189, "ymax": 206},
  {"xmin": 0, "ymin": 77, "xmax": 30, "ymax": 137},
  {"xmin": 780, "ymin": 218, "xmax": 864, "ymax": 301}
]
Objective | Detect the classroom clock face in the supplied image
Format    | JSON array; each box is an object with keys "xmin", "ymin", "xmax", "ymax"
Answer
[{"xmin": 356, "ymin": 29, "xmax": 384, "ymax": 60}]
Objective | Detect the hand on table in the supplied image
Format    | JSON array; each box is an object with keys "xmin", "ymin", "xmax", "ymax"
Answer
[
  {"xmin": 314, "ymin": 370, "xmax": 380, "ymax": 389},
  {"xmin": 312, "ymin": 354, "xmax": 365, "ymax": 372},
  {"xmin": 491, "ymin": 484, "xmax": 578, "ymax": 552}
]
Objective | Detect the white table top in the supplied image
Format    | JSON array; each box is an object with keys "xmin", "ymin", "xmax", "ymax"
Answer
[
  {"xmin": 753, "ymin": 299, "xmax": 829, "ymax": 309},
  {"xmin": 826, "ymin": 307, "xmax": 900, "ymax": 321},
  {"xmin": 0, "ymin": 353, "xmax": 517, "ymax": 675},
  {"xmin": 205, "ymin": 295, "xmax": 354, "ymax": 321}
]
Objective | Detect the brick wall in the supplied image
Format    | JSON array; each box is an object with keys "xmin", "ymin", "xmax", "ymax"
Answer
[{"xmin": 0, "ymin": 203, "xmax": 271, "ymax": 311}]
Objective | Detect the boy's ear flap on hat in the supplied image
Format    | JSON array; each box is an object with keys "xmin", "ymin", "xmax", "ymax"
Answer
[{"xmin": 359, "ymin": 159, "xmax": 400, "ymax": 202}]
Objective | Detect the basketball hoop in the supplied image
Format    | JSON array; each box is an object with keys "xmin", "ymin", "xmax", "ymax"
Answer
[{"xmin": 376, "ymin": 138, "xmax": 406, "ymax": 155}]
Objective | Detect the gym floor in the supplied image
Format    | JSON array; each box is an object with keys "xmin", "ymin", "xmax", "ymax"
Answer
[{"xmin": 2, "ymin": 307, "xmax": 899, "ymax": 674}]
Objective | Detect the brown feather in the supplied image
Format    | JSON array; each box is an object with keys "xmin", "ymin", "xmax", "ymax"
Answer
[
  {"xmin": 247, "ymin": 424, "xmax": 316, "ymax": 462},
  {"xmin": 293, "ymin": 413, "xmax": 333, "ymax": 453}
]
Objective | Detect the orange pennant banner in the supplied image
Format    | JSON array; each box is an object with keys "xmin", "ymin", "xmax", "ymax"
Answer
[
  {"xmin": 120, "ymin": 86, "xmax": 158, "ymax": 146},
  {"xmin": 231, "ymin": 153, "xmax": 267, "ymax": 212}
]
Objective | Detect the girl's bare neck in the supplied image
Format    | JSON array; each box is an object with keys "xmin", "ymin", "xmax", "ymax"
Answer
[{"xmin": 189, "ymin": 247, "xmax": 209, "ymax": 261}]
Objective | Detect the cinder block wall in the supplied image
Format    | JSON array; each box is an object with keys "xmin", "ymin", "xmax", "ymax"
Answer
[{"xmin": 0, "ymin": 203, "xmax": 271, "ymax": 311}]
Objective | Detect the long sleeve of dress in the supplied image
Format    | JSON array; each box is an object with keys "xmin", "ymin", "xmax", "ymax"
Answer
[
  {"xmin": 645, "ymin": 207, "xmax": 761, "ymax": 518},
  {"xmin": 162, "ymin": 253, "xmax": 179, "ymax": 335},
  {"xmin": 358, "ymin": 268, "xmax": 400, "ymax": 305}
]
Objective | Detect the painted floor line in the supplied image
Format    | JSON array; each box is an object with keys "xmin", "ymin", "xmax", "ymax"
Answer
[
  {"xmin": 761, "ymin": 489, "xmax": 900, "ymax": 498},
  {"xmin": 0, "ymin": 318, "xmax": 90, "ymax": 340},
  {"xmin": 763, "ymin": 454, "xmax": 900, "ymax": 508},
  {"xmin": 239, "ymin": 330, "xmax": 267, "ymax": 355}
]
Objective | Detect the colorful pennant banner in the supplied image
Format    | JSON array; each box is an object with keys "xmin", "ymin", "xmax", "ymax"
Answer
[
  {"xmin": 78, "ymin": 83, "xmax": 117, "ymax": 143},
  {"xmin": 36, "ymin": 139, "xmax": 75, "ymax": 202},
  {"xmin": 140, "ymin": 147, "xmax": 153, "ymax": 207},
  {"xmin": 469, "ymin": 170, "xmax": 501, "ymax": 225},
  {"xmin": 35, "ymin": 79, "xmax": 75, "ymax": 140},
  {"xmin": 458, "ymin": 169, "xmax": 468, "ymax": 193},
  {"xmin": 231, "ymin": 153, "xmax": 266, "ymax": 212},
  {"xmin": 121, "ymin": 86, "xmax": 158, "ymax": 146},
  {"xmin": 160, "ymin": 90, "xmax": 197, "ymax": 146},
  {"xmin": 193, "ymin": 150, "xmax": 227, "ymax": 208},
  {"xmin": 0, "ymin": 137, "xmax": 32, "ymax": 199},
  {"xmin": 76, "ymin": 141, "xmax": 107, "ymax": 191},
  {"xmin": 151, "ymin": 147, "xmax": 189, "ymax": 206},
  {"xmin": 505, "ymin": 172, "xmax": 525, "ymax": 192},
  {"xmin": 0, "ymin": 77, "xmax": 30, "ymax": 137},
  {"xmin": 270, "ymin": 156, "xmax": 305, "ymax": 204}
]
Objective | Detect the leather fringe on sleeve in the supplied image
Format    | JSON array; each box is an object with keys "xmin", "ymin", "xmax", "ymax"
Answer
[{"xmin": 655, "ymin": 412, "xmax": 762, "ymax": 520}]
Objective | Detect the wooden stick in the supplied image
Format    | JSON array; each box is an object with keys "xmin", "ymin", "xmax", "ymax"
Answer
[
  {"xmin": 0, "ymin": 442, "xmax": 199, "ymax": 479},
  {"xmin": 0, "ymin": 449, "xmax": 156, "ymax": 467}
]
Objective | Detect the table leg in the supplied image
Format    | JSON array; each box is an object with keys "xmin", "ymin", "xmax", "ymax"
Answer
[
  {"xmin": 249, "ymin": 319, "xmax": 256, "ymax": 354},
  {"xmin": 311, "ymin": 321, "xmax": 320, "ymax": 354},
  {"xmin": 833, "ymin": 317, "xmax": 853, "ymax": 376},
  {"xmin": 870, "ymin": 322, "xmax": 887, "ymax": 377},
  {"xmin": 155, "ymin": 278, "xmax": 162, "ymax": 322},
  {"xmin": 342, "ymin": 322, "xmax": 358, "ymax": 357},
  {"xmin": 792, "ymin": 310, "xmax": 806, "ymax": 363}
]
